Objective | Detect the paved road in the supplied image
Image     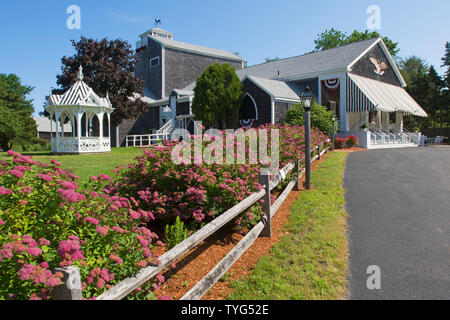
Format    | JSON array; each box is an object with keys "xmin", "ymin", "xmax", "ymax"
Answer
[{"xmin": 344, "ymin": 146, "xmax": 450, "ymax": 300}]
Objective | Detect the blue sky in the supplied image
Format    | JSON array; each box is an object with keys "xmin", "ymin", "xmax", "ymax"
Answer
[{"xmin": 0, "ymin": 0, "xmax": 449, "ymax": 115}]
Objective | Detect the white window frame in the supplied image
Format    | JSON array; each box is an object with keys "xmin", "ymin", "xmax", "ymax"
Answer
[{"xmin": 150, "ymin": 56, "xmax": 160, "ymax": 67}]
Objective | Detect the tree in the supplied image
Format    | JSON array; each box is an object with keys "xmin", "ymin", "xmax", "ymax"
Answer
[
  {"xmin": 192, "ymin": 63, "xmax": 243, "ymax": 130},
  {"xmin": 398, "ymin": 56, "xmax": 429, "ymax": 85},
  {"xmin": 285, "ymin": 102, "xmax": 334, "ymax": 134},
  {"xmin": 53, "ymin": 37, "xmax": 148, "ymax": 126},
  {"xmin": 442, "ymin": 42, "xmax": 450, "ymax": 84},
  {"xmin": 314, "ymin": 29, "xmax": 399, "ymax": 56},
  {"xmin": 0, "ymin": 74, "xmax": 35, "ymax": 151},
  {"xmin": 265, "ymin": 57, "xmax": 280, "ymax": 63},
  {"xmin": 313, "ymin": 28, "xmax": 347, "ymax": 52},
  {"xmin": 398, "ymin": 56, "xmax": 447, "ymax": 130},
  {"xmin": 439, "ymin": 42, "xmax": 450, "ymax": 131}
]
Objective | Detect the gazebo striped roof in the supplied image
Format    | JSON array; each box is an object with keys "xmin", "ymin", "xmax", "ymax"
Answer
[{"xmin": 48, "ymin": 67, "xmax": 112, "ymax": 109}]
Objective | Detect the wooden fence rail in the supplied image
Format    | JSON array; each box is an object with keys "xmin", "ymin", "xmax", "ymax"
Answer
[{"xmin": 54, "ymin": 141, "xmax": 331, "ymax": 300}]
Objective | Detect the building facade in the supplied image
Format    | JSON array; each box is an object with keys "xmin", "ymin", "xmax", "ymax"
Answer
[
  {"xmin": 115, "ymin": 28, "xmax": 244, "ymax": 146},
  {"xmin": 124, "ymin": 31, "xmax": 427, "ymax": 149}
]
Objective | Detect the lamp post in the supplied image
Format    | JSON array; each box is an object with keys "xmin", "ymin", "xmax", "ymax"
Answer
[
  {"xmin": 302, "ymin": 86, "xmax": 313, "ymax": 190},
  {"xmin": 331, "ymin": 114, "xmax": 337, "ymax": 151}
]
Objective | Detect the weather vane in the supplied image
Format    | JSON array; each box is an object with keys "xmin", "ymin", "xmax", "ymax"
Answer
[{"xmin": 154, "ymin": 19, "xmax": 161, "ymax": 28}]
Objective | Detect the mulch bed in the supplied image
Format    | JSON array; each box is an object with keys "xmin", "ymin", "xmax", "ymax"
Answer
[
  {"xmin": 334, "ymin": 147, "xmax": 367, "ymax": 153},
  {"xmin": 151, "ymin": 148, "xmax": 362, "ymax": 300}
]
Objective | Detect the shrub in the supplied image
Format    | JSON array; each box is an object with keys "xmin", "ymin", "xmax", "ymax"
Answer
[
  {"xmin": 165, "ymin": 216, "xmax": 189, "ymax": 250},
  {"xmin": 114, "ymin": 124, "xmax": 330, "ymax": 230},
  {"xmin": 285, "ymin": 103, "xmax": 334, "ymax": 134},
  {"xmin": 0, "ymin": 151, "xmax": 165, "ymax": 300},
  {"xmin": 334, "ymin": 136, "xmax": 346, "ymax": 149},
  {"xmin": 0, "ymin": 124, "xmax": 331, "ymax": 300},
  {"xmin": 345, "ymin": 135, "xmax": 359, "ymax": 148}
]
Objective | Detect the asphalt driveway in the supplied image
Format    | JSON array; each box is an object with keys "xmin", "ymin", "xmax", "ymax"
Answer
[{"xmin": 344, "ymin": 146, "xmax": 450, "ymax": 300}]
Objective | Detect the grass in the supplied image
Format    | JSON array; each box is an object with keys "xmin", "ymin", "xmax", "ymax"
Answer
[
  {"xmin": 0, "ymin": 147, "xmax": 144, "ymax": 184},
  {"xmin": 228, "ymin": 152, "xmax": 349, "ymax": 300}
]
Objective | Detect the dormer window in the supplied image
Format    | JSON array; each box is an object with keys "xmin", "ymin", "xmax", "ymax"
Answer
[{"xmin": 150, "ymin": 57, "xmax": 160, "ymax": 67}]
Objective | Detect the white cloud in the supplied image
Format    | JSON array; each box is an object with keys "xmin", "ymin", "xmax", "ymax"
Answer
[{"xmin": 105, "ymin": 10, "xmax": 145, "ymax": 24}]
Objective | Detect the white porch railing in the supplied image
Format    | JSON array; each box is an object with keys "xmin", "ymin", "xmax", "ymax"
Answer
[
  {"xmin": 125, "ymin": 133, "xmax": 170, "ymax": 147},
  {"xmin": 369, "ymin": 131, "xmax": 420, "ymax": 145},
  {"xmin": 157, "ymin": 119, "xmax": 173, "ymax": 135}
]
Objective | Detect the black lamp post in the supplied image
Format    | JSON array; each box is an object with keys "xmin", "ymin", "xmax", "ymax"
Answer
[
  {"xmin": 302, "ymin": 86, "xmax": 313, "ymax": 190},
  {"xmin": 331, "ymin": 114, "xmax": 337, "ymax": 151}
]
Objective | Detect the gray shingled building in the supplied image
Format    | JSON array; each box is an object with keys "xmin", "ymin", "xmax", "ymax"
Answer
[
  {"xmin": 121, "ymin": 29, "xmax": 427, "ymax": 149},
  {"xmin": 114, "ymin": 28, "xmax": 243, "ymax": 147}
]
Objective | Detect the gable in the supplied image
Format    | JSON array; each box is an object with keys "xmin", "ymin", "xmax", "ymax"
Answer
[{"xmin": 349, "ymin": 43, "xmax": 402, "ymax": 87}]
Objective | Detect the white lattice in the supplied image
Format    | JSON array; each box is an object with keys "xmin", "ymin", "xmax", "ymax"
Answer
[{"xmin": 52, "ymin": 137, "xmax": 111, "ymax": 154}]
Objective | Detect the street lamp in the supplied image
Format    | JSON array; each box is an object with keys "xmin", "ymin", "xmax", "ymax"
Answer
[
  {"xmin": 331, "ymin": 114, "xmax": 337, "ymax": 151},
  {"xmin": 302, "ymin": 85, "xmax": 314, "ymax": 190}
]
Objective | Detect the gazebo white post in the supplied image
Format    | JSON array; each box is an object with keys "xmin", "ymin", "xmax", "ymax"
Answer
[
  {"xmin": 50, "ymin": 113, "xmax": 53, "ymax": 139},
  {"xmin": 85, "ymin": 114, "xmax": 89, "ymax": 137},
  {"xmin": 76, "ymin": 111, "xmax": 83, "ymax": 154},
  {"xmin": 55, "ymin": 111, "xmax": 61, "ymax": 153},
  {"xmin": 98, "ymin": 112, "xmax": 104, "ymax": 151},
  {"xmin": 71, "ymin": 113, "xmax": 76, "ymax": 138},
  {"xmin": 107, "ymin": 113, "xmax": 112, "ymax": 150},
  {"xmin": 107, "ymin": 113, "xmax": 111, "ymax": 138},
  {"xmin": 49, "ymin": 112, "xmax": 54, "ymax": 152},
  {"xmin": 98, "ymin": 112, "xmax": 104, "ymax": 139}
]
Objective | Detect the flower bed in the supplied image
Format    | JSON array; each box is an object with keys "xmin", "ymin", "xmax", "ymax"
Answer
[
  {"xmin": 0, "ymin": 124, "xmax": 330, "ymax": 300},
  {"xmin": 0, "ymin": 151, "xmax": 164, "ymax": 300},
  {"xmin": 334, "ymin": 135, "xmax": 359, "ymax": 149},
  {"xmin": 113, "ymin": 124, "xmax": 330, "ymax": 230}
]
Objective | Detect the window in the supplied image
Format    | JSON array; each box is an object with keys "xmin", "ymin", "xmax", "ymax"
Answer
[{"xmin": 150, "ymin": 56, "xmax": 160, "ymax": 67}]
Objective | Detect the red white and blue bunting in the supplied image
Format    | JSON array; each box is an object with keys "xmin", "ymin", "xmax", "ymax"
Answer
[
  {"xmin": 324, "ymin": 79, "xmax": 340, "ymax": 90},
  {"xmin": 240, "ymin": 119, "xmax": 255, "ymax": 129}
]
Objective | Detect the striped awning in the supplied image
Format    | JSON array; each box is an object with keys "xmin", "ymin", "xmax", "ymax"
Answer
[{"xmin": 346, "ymin": 73, "xmax": 427, "ymax": 117}]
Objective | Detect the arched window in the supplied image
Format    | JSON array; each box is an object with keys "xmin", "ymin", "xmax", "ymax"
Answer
[
  {"xmin": 103, "ymin": 115, "xmax": 110, "ymax": 137},
  {"xmin": 240, "ymin": 93, "xmax": 258, "ymax": 120},
  {"xmin": 81, "ymin": 113, "xmax": 87, "ymax": 137},
  {"xmin": 90, "ymin": 115, "xmax": 100, "ymax": 137}
]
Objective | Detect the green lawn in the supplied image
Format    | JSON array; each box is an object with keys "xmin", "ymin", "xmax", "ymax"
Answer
[
  {"xmin": 229, "ymin": 152, "xmax": 349, "ymax": 300},
  {"xmin": 0, "ymin": 148, "xmax": 145, "ymax": 184}
]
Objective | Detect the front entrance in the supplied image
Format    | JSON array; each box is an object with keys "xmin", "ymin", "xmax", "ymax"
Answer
[{"xmin": 239, "ymin": 93, "xmax": 258, "ymax": 128}]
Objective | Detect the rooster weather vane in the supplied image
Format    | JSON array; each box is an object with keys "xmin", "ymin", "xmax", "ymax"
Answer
[{"xmin": 154, "ymin": 19, "xmax": 161, "ymax": 28}]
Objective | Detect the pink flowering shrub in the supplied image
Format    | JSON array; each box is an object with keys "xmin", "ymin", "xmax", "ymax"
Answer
[
  {"xmin": 114, "ymin": 124, "xmax": 330, "ymax": 230},
  {"xmin": 0, "ymin": 124, "xmax": 329, "ymax": 300},
  {"xmin": 0, "ymin": 151, "xmax": 164, "ymax": 300}
]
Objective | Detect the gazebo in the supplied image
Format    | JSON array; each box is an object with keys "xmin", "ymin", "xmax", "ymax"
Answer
[{"xmin": 46, "ymin": 67, "xmax": 114, "ymax": 154}]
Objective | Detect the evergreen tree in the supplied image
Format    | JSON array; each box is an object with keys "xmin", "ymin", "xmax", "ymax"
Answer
[
  {"xmin": 192, "ymin": 63, "xmax": 243, "ymax": 130},
  {"xmin": 441, "ymin": 42, "xmax": 450, "ymax": 84},
  {"xmin": 285, "ymin": 103, "xmax": 334, "ymax": 134}
]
